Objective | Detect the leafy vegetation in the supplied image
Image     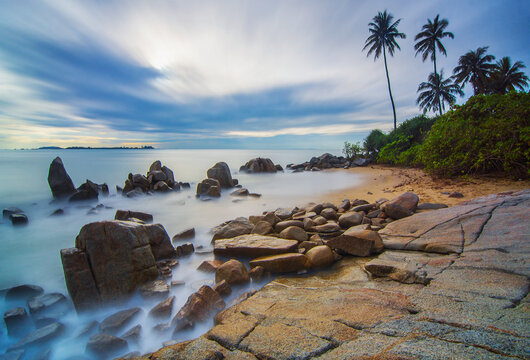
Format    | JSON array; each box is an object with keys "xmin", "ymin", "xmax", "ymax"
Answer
[
  {"xmin": 342, "ymin": 141, "xmax": 363, "ymax": 160},
  {"xmin": 363, "ymin": 129, "xmax": 388, "ymax": 157},
  {"xmin": 419, "ymin": 92, "xmax": 530, "ymax": 178}
]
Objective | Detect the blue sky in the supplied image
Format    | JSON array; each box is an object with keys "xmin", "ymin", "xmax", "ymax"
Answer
[{"xmin": 0, "ymin": 0, "xmax": 528, "ymax": 149}]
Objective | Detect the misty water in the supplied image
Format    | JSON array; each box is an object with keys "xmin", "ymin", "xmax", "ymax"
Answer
[{"xmin": 0, "ymin": 149, "xmax": 363, "ymax": 359}]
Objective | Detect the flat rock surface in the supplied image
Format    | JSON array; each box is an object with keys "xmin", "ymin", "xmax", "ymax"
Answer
[
  {"xmin": 121, "ymin": 190, "xmax": 530, "ymax": 360},
  {"xmin": 213, "ymin": 235, "xmax": 298, "ymax": 257}
]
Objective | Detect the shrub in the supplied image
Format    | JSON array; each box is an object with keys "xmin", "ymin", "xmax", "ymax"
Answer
[
  {"xmin": 342, "ymin": 141, "xmax": 363, "ymax": 159},
  {"xmin": 377, "ymin": 115, "xmax": 436, "ymax": 165},
  {"xmin": 419, "ymin": 92, "xmax": 530, "ymax": 178},
  {"xmin": 364, "ymin": 129, "xmax": 388, "ymax": 156}
]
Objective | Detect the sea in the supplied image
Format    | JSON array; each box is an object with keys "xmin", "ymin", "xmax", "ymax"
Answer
[{"xmin": 0, "ymin": 148, "xmax": 363, "ymax": 358}]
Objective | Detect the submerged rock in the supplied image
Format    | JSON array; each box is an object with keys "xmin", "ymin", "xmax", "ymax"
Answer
[
  {"xmin": 3, "ymin": 307, "xmax": 31, "ymax": 337},
  {"xmin": 5, "ymin": 284, "xmax": 44, "ymax": 302},
  {"xmin": 99, "ymin": 308, "xmax": 142, "ymax": 335},
  {"xmin": 86, "ymin": 333, "xmax": 128, "ymax": 358},
  {"xmin": 9, "ymin": 322, "xmax": 64, "ymax": 350}
]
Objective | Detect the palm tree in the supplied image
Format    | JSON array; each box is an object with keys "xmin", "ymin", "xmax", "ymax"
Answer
[
  {"xmin": 417, "ymin": 70, "xmax": 463, "ymax": 116},
  {"xmin": 486, "ymin": 57, "xmax": 529, "ymax": 94},
  {"xmin": 363, "ymin": 10, "xmax": 406, "ymax": 129},
  {"xmin": 414, "ymin": 15, "xmax": 454, "ymax": 77},
  {"xmin": 453, "ymin": 46, "xmax": 495, "ymax": 95}
]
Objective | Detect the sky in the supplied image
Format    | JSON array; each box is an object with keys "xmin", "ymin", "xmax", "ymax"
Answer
[{"xmin": 0, "ymin": 0, "xmax": 528, "ymax": 149}]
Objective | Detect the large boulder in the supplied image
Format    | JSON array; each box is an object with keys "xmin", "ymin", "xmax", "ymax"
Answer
[
  {"xmin": 47, "ymin": 157, "xmax": 76, "ymax": 198},
  {"xmin": 196, "ymin": 178, "xmax": 221, "ymax": 197},
  {"xmin": 305, "ymin": 245, "xmax": 335, "ymax": 268},
  {"xmin": 172, "ymin": 286, "xmax": 225, "ymax": 330},
  {"xmin": 211, "ymin": 218, "xmax": 253, "ymax": 241},
  {"xmin": 240, "ymin": 158, "xmax": 278, "ymax": 173},
  {"xmin": 61, "ymin": 221, "xmax": 175, "ymax": 311},
  {"xmin": 383, "ymin": 192, "xmax": 419, "ymax": 220},
  {"xmin": 214, "ymin": 235, "xmax": 299, "ymax": 258},
  {"xmin": 215, "ymin": 260, "xmax": 250, "ymax": 285},
  {"xmin": 206, "ymin": 162, "xmax": 236, "ymax": 188},
  {"xmin": 327, "ymin": 226, "xmax": 383, "ymax": 257},
  {"xmin": 69, "ymin": 179, "xmax": 99, "ymax": 202},
  {"xmin": 279, "ymin": 226, "xmax": 308, "ymax": 242}
]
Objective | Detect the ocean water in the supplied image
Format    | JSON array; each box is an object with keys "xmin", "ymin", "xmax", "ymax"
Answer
[{"xmin": 0, "ymin": 149, "xmax": 362, "ymax": 358}]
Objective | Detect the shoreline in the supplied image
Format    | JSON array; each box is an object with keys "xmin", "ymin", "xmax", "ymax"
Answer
[{"xmin": 320, "ymin": 165, "xmax": 530, "ymax": 206}]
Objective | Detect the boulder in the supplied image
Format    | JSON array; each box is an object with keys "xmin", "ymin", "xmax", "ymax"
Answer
[
  {"xmin": 27, "ymin": 293, "xmax": 67, "ymax": 315},
  {"xmin": 5, "ymin": 285, "xmax": 44, "ymax": 301},
  {"xmin": 161, "ymin": 166, "xmax": 175, "ymax": 187},
  {"xmin": 249, "ymin": 253, "xmax": 309, "ymax": 273},
  {"xmin": 274, "ymin": 220, "xmax": 304, "ymax": 233},
  {"xmin": 212, "ymin": 280, "xmax": 232, "ymax": 297},
  {"xmin": 132, "ymin": 174, "xmax": 150, "ymax": 189},
  {"xmin": 9, "ymin": 322, "xmax": 64, "ymax": 350},
  {"xmin": 149, "ymin": 170, "xmax": 167, "ymax": 184},
  {"xmin": 149, "ymin": 160, "xmax": 162, "ymax": 173},
  {"xmin": 212, "ymin": 218, "xmax": 253, "ymax": 241},
  {"xmin": 312, "ymin": 216, "xmax": 328, "ymax": 225},
  {"xmin": 153, "ymin": 181, "xmax": 169, "ymax": 192},
  {"xmin": 86, "ymin": 334, "xmax": 128, "ymax": 358},
  {"xmin": 197, "ymin": 178, "xmax": 221, "ymax": 197},
  {"xmin": 139, "ymin": 280, "xmax": 169, "ymax": 299},
  {"xmin": 337, "ymin": 199, "xmax": 351, "ymax": 212},
  {"xmin": 198, "ymin": 260, "xmax": 224, "ymax": 273},
  {"xmin": 306, "ymin": 245, "xmax": 334, "ymax": 268},
  {"xmin": 206, "ymin": 162, "xmax": 236, "ymax": 188},
  {"xmin": 69, "ymin": 180, "xmax": 99, "ymax": 202},
  {"xmin": 338, "ymin": 212, "xmax": 363, "ymax": 229},
  {"xmin": 383, "ymin": 192, "xmax": 419, "ymax": 220},
  {"xmin": 3, "ymin": 307, "xmax": 31, "ymax": 337},
  {"xmin": 248, "ymin": 266, "xmax": 266, "ymax": 281},
  {"xmin": 121, "ymin": 324, "xmax": 142, "ymax": 343},
  {"xmin": 320, "ymin": 208, "xmax": 338, "ymax": 220},
  {"xmin": 311, "ymin": 222, "xmax": 342, "ymax": 233},
  {"xmin": 99, "ymin": 308, "xmax": 142, "ymax": 334},
  {"xmin": 327, "ymin": 226, "xmax": 383, "ymax": 257},
  {"xmin": 240, "ymin": 158, "xmax": 278, "ymax": 173},
  {"xmin": 274, "ymin": 208, "xmax": 294, "ymax": 220},
  {"xmin": 172, "ymin": 286, "xmax": 225, "ymax": 329},
  {"xmin": 172, "ymin": 228, "xmax": 195, "ymax": 241},
  {"xmin": 47, "ymin": 157, "xmax": 76, "ymax": 198},
  {"xmin": 9, "ymin": 214, "xmax": 28, "ymax": 226},
  {"xmin": 279, "ymin": 226, "xmax": 308, "ymax": 242},
  {"xmin": 61, "ymin": 221, "xmax": 171, "ymax": 311},
  {"xmin": 214, "ymin": 235, "xmax": 299, "ymax": 257},
  {"xmin": 230, "ymin": 188, "xmax": 249, "ymax": 196},
  {"xmin": 251, "ymin": 221, "xmax": 273, "ymax": 235},
  {"xmin": 115, "ymin": 210, "xmax": 153, "ymax": 223},
  {"xmin": 2, "ymin": 207, "xmax": 24, "ymax": 219},
  {"xmin": 149, "ymin": 296, "xmax": 175, "ymax": 320},
  {"xmin": 215, "ymin": 260, "xmax": 250, "ymax": 285}
]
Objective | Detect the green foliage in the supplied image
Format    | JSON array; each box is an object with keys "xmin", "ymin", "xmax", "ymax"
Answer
[
  {"xmin": 419, "ymin": 92, "xmax": 530, "ymax": 178},
  {"xmin": 377, "ymin": 115, "xmax": 436, "ymax": 165},
  {"xmin": 343, "ymin": 141, "xmax": 363, "ymax": 159},
  {"xmin": 364, "ymin": 129, "xmax": 389, "ymax": 156}
]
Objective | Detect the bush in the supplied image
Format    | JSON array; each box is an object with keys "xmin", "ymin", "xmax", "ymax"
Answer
[
  {"xmin": 419, "ymin": 92, "xmax": 530, "ymax": 178},
  {"xmin": 364, "ymin": 129, "xmax": 388, "ymax": 156},
  {"xmin": 377, "ymin": 115, "xmax": 436, "ymax": 165},
  {"xmin": 342, "ymin": 141, "xmax": 363, "ymax": 159}
]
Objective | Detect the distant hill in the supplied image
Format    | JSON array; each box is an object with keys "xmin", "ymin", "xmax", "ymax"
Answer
[{"xmin": 37, "ymin": 146, "xmax": 154, "ymax": 150}]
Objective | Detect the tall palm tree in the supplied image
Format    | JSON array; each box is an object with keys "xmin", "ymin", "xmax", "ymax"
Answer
[
  {"xmin": 486, "ymin": 57, "xmax": 529, "ymax": 94},
  {"xmin": 363, "ymin": 10, "xmax": 406, "ymax": 129},
  {"xmin": 414, "ymin": 14, "xmax": 454, "ymax": 77},
  {"xmin": 453, "ymin": 46, "xmax": 495, "ymax": 95},
  {"xmin": 417, "ymin": 70, "xmax": 463, "ymax": 116}
]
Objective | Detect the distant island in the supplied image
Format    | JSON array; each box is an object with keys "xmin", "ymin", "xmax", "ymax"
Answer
[{"xmin": 35, "ymin": 145, "xmax": 154, "ymax": 150}]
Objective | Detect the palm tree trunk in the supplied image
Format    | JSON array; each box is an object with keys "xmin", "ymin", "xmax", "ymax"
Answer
[
  {"xmin": 433, "ymin": 50, "xmax": 442, "ymax": 117},
  {"xmin": 383, "ymin": 46, "xmax": 397, "ymax": 129}
]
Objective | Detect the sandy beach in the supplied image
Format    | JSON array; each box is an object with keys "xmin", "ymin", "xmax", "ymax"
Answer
[{"xmin": 321, "ymin": 165, "xmax": 530, "ymax": 206}]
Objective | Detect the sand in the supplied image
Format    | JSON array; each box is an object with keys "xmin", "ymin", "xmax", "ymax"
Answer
[{"xmin": 321, "ymin": 165, "xmax": 530, "ymax": 206}]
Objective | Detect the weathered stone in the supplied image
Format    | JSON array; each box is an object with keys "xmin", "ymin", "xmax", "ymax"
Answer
[
  {"xmin": 172, "ymin": 228, "xmax": 195, "ymax": 241},
  {"xmin": 198, "ymin": 260, "xmax": 224, "ymax": 273},
  {"xmin": 240, "ymin": 158, "xmax": 278, "ymax": 173},
  {"xmin": 248, "ymin": 266, "xmax": 266, "ymax": 282},
  {"xmin": 383, "ymin": 192, "xmax": 419, "ymax": 219},
  {"xmin": 274, "ymin": 220, "xmax": 304, "ymax": 233},
  {"xmin": 139, "ymin": 280, "xmax": 169, "ymax": 299},
  {"xmin": 279, "ymin": 226, "xmax": 308, "ymax": 242},
  {"xmin": 69, "ymin": 180, "xmax": 99, "ymax": 202},
  {"xmin": 5, "ymin": 284, "xmax": 43, "ymax": 301},
  {"xmin": 212, "ymin": 218, "xmax": 254, "ymax": 241},
  {"xmin": 251, "ymin": 221, "xmax": 273, "ymax": 235},
  {"xmin": 27, "ymin": 293, "xmax": 67, "ymax": 315},
  {"xmin": 215, "ymin": 260, "xmax": 250, "ymax": 285},
  {"xmin": 9, "ymin": 322, "xmax": 64, "ymax": 350},
  {"xmin": 172, "ymin": 286, "xmax": 225, "ymax": 328},
  {"xmin": 47, "ymin": 157, "xmax": 76, "ymax": 198},
  {"xmin": 9, "ymin": 214, "xmax": 28, "ymax": 226},
  {"xmin": 214, "ymin": 235, "xmax": 298, "ymax": 257},
  {"xmin": 311, "ymin": 222, "xmax": 341, "ymax": 233},
  {"xmin": 86, "ymin": 334, "xmax": 128, "ymax": 358},
  {"xmin": 207, "ymin": 162, "xmax": 235, "ymax": 188},
  {"xmin": 338, "ymin": 211, "xmax": 363, "ymax": 228},
  {"xmin": 320, "ymin": 207, "xmax": 338, "ymax": 220},
  {"xmin": 132, "ymin": 174, "xmax": 150, "ymax": 189},
  {"xmin": 231, "ymin": 188, "xmax": 249, "ymax": 196},
  {"xmin": 121, "ymin": 324, "xmax": 142, "ymax": 343},
  {"xmin": 303, "ymin": 217, "xmax": 316, "ymax": 231},
  {"xmin": 3, "ymin": 207, "xmax": 24, "ymax": 219},
  {"xmin": 149, "ymin": 160, "xmax": 162, "ymax": 173},
  {"xmin": 60, "ymin": 248, "xmax": 100, "ymax": 312},
  {"xmin": 306, "ymin": 245, "xmax": 335, "ymax": 268},
  {"xmin": 3, "ymin": 307, "xmax": 31, "ymax": 337},
  {"xmin": 327, "ymin": 227, "xmax": 383, "ymax": 256},
  {"xmin": 249, "ymin": 253, "xmax": 309, "ymax": 273},
  {"xmin": 417, "ymin": 203, "xmax": 449, "ymax": 210},
  {"xmin": 99, "ymin": 308, "xmax": 142, "ymax": 335},
  {"xmin": 149, "ymin": 296, "xmax": 175, "ymax": 320},
  {"xmin": 337, "ymin": 199, "xmax": 351, "ymax": 212},
  {"xmin": 212, "ymin": 280, "xmax": 232, "ymax": 297},
  {"xmin": 176, "ymin": 242, "xmax": 194, "ymax": 256}
]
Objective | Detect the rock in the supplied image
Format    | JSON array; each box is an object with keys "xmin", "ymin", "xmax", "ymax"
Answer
[
  {"xmin": 337, "ymin": 199, "xmax": 351, "ymax": 212},
  {"xmin": 306, "ymin": 245, "xmax": 335, "ymax": 268},
  {"xmin": 211, "ymin": 218, "xmax": 254, "ymax": 241},
  {"xmin": 312, "ymin": 216, "xmax": 328, "ymax": 225},
  {"xmin": 207, "ymin": 162, "xmax": 236, "ymax": 188},
  {"xmin": 50, "ymin": 208, "xmax": 64, "ymax": 216},
  {"xmin": 212, "ymin": 280, "xmax": 232, "ymax": 297},
  {"xmin": 176, "ymin": 242, "xmax": 194, "ymax": 256},
  {"xmin": 5, "ymin": 284, "xmax": 44, "ymax": 301},
  {"xmin": 383, "ymin": 192, "xmax": 419, "ymax": 219},
  {"xmin": 240, "ymin": 158, "xmax": 278, "ymax": 173},
  {"xmin": 279, "ymin": 226, "xmax": 308, "ymax": 242},
  {"xmin": 149, "ymin": 170, "xmax": 168, "ymax": 184},
  {"xmin": 132, "ymin": 174, "xmax": 150, "ymax": 189},
  {"xmin": 215, "ymin": 260, "xmax": 250, "ymax": 285},
  {"xmin": 139, "ymin": 280, "xmax": 169, "ymax": 299},
  {"xmin": 306, "ymin": 203, "xmax": 323, "ymax": 214},
  {"xmin": 251, "ymin": 221, "xmax": 273, "ymax": 235},
  {"xmin": 449, "ymin": 191, "xmax": 464, "ymax": 198},
  {"xmin": 149, "ymin": 160, "xmax": 162, "ymax": 173},
  {"xmin": 86, "ymin": 334, "xmax": 128, "ymax": 358},
  {"xmin": 161, "ymin": 166, "xmax": 175, "ymax": 187},
  {"xmin": 230, "ymin": 188, "xmax": 249, "ymax": 196},
  {"xmin": 172, "ymin": 228, "xmax": 195, "ymax": 241},
  {"xmin": 327, "ymin": 226, "xmax": 383, "ymax": 257},
  {"xmin": 352, "ymin": 157, "xmax": 370, "ymax": 166},
  {"xmin": 198, "ymin": 260, "xmax": 224, "ymax": 273},
  {"xmin": 171, "ymin": 281, "xmax": 185, "ymax": 288},
  {"xmin": 47, "ymin": 157, "xmax": 76, "ymax": 198},
  {"xmin": 125, "ymin": 187, "xmax": 144, "ymax": 198},
  {"xmin": 9, "ymin": 322, "xmax": 64, "ymax": 350},
  {"xmin": 311, "ymin": 222, "xmax": 342, "ymax": 233},
  {"xmin": 351, "ymin": 203, "xmax": 376, "ymax": 212},
  {"xmin": 62, "ymin": 221, "xmax": 170, "ymax": 311},
  {"xmin": 149, "ymin": 296, "xmax": 175, "ymax": 320},
  {"xmin": 27, "ymin": 293, "xmax": 67, "ymax": 315},
  {"xmin": 214, "ymin": 235, "xmax": 299, "ymax": 257},
  {"xmin": 338, "ymin": 212, "xmax": 363, "ymax": 228},
  {"xmin": 417, "ymin": 203, "xmax": 449, "ymax": 210},
  {"xmin": 274, "ymin": 208, "xmax": 294, "ymax": 220},
  {"xmin": 153, "ymin": 181, "xmax": 169, "ymax": 192},
  {"xmin": 69, "ymin": 180, "xmax": 99, "ymax": 202},
  {"xmin": 249, "ymin": 253, "xmax": 309, "ymax": 273},
  {"xmin": 303, "ymin": 218, "xmax": 317, "ymax": 231},
  {"xmin": 99, "ymin": 308, "xmax": 142, "ymax": 334},
  {"xmin": 320, "ymin": 208, "xmax": 338, "ymax": 220},
  {"xmin": 248, "ymin": 266, "xmax": 266, "ymax": 282},
  {"xmin": 172, "ymin": 286, "xmax": 225, "ymax": 329},
  {"xmin": 299, "ymin": 241, "xmax": 320, "ymax": 252},
  {"xmin": 2, "ymin": 207, "xmax": 24, "ymax": 219},
  {"xmin": 3, "ymin": 307, "xmax": 31, "ymax": 337},
  {"xmin": 274, "ymin": 220, "xmax": 304, "ymax": 233},
  {"xmin": 9, "ymin": 214, "xmax": 28, "ymax": 226},
  {"xmin": 115, "ymin": 210, "xmax": 153, "ymax": 223},
  {"xmin": 121, "ymin": 324, "xmax": 142, "ymax": 343}
]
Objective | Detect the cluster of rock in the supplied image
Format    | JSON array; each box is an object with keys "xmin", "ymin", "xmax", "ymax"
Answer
[
  {"xmin": 196, "ymin": 162, "xmax": 238, "ymax": 198},
  {"xmin": 287, "ymin": 152, "xmax": 370, "ymax": 172},
  {"xmin": 47, "ymin": 157, "xmax": 109, "ymax": 202},
  {"xmin": 2, "ymin": 284, "xmax": 70, "ymax": 359},
  {"xmin": 239, "ymin": 158, "xmax": 283, "ymax": 173},
  {"xmin": 2, "ymin": 207, "xmax": 28, "ymax": 226},
  {"xmin": 119, "ymin": 160, "xmax": 189, "ymax": 198}
]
